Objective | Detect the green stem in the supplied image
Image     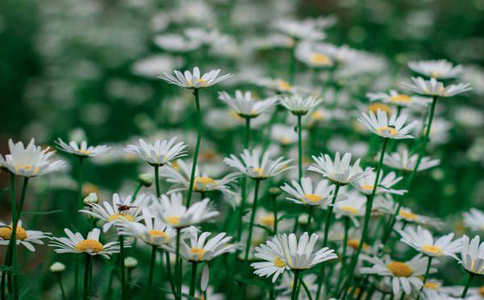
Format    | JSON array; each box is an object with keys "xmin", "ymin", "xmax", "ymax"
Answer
[
  {"xmin": 175, "ymin": 228, "xmax": 182, "ymax": 300},
  {"xmin": 416, "ymin": 256, "xmax": 432, "ymax": 300},
  {"xmin": 147, "ymin": 245, "xmax": 157, "ymax": 299},
  {"xmin": 154, "ymin": 166, "xmax": 161, "ymax": 198},
  {"xmin": 189, "ymin": 262, "xmax": 198, "ymax": 298},
  {"xmin": 57, "ymin": 274, "xmax": 67, "ymax": 300},
  {"xmin": 271, "ymin": 195, "xmax": 279, "ymax": 235},
  {"xmin": 297, "ymin": 114, "xmax": 303, "ymax": 180},
  {"xmin": 290, "ymin": 271, "xmax": 300, "ymax": 300},
  {"xmin": 299, "ymin": 273, "xmax": 313, "ymax": 300},
  {"xmin": 307, "ymin": 206, "xmax": 314, "ymax": 234},
  {"xmin": 119, "ymin": 236, "xmax": 127, "ymax": 300},
  {"xmin": 186, "ymin": 89, "xmax": 203, "ymax": 207},
  {"xmin": 289, "ymin": 47, "xmax": 296, "ymax": 84},
  {"xmin": 83, "ymin": 255, "xmax": 92, "ymax": 300},
  {"xmin": 132, "ymin": 182, "xmax": 142, "ymax": 200},
  {"xmin": 165, "ymin": 251, "xmax": 176, "ymax": 297},
  {"xmin": 77, "ymin": 157, "xmax": 85, "ymax": 222},
  {"xmin": 461, "ymin": 273, "xmax": 475, "ymax": 298},
  {"xmin": 1, "ymin": 174, "xmax": 15, "ymax": 300},
  {"xmin": 336, "ymin": 217, "xmax": 350, "ymax": 291},
  {"xmin": 244, "ymin": 179, "xmax": 261, "ymax": 265},
  {"xmin": 236, "ymin": 118, "xmax": 251, "ymax": 241}
]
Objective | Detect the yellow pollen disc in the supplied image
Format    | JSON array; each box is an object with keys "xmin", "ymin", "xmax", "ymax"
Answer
[
  {"xmin": 149, "ymin": 230, "xmax": 168, "ymax": 241},
  {"xmin": 424, "ymin": 282, "xmax": 440, "ymax": 290},
  {"xmin": 75, "ymin": 240, "xmax": 104, "ymax": 253},
  {"xmin": 421, "ymin": 245, "xmax": 443, "ymax": 254},
  {"xmin": 167, "ymin": 216, "xmax": 180, "ymax": 225},
  {"xmin": 190, "ymin": 248, "xmax": 206, "ymax": 261},
  {"xmin": 479, "ymin": 286, "xmax": 484, "ymax": 297},
  {"xmin": 368, "ymin": 103, "xmax": 391, "ymax": 115},
  {"xmin": 252, "ymin": 167, "xmax": 265, "ymax": 177},
  {"xmin": 347, "ymin": 239, "xmax": 369, "ymax": 251},
  {"xmin": 78, "ymin": 149, "xmax": 91, "ymax": 155},
  {"xmin": 281, "ymin": 137, "xmax": 292, "ymax": 145},
  {"xmin": 431, "ymin": 71, "xmax": 440, "ymax": 78},
  {"xmin": 260, "ymin": 215, "xmax": 275, "ymax": 227},
  {"xmin": 360, "ymin": 184, "xmax": 374, "ymax": 190},
  {"xmin": 278, "ymin": 81, "xmax": 291, "ymax": 91},
  {"xmin": 310, "ymin": 53, "xmax": 332, "ymax": 66},
  {"xmin": 304, "ymin": 194, "xmax": 323, "ymax": 203},
  {"xmin": 108, "ymin": 214, "xmax": 135, "ymax": 222},
  {"xmin": 311, "ymin": 111, "xmax": 325, "ymax": 121},
  {"xmin": 376, "ymin": 126, "xmax": 399, "ymax": 136},
  {"xmin": 274, "ymin": 257, "xmax": 286, "ymax": 268},
  {"xmin": 340, "ymin": 206, "xmax": 359, "ymax": 215},
  {"xmin": 0, "ymin": 226, "xmax": 28, "ymax": 240},
  {"xmin": 399, "ymin": 210, "xmax": 418, "ymax": 221},
  {"xmin": 387, "ymin": 262, "xmax": 413, "ymax": 277},
  {"xmin": 194, "ymin": 177, "xmax": 217, "ymax": 191},
  {"xmin": 390, "ymin": 94, "xmax": 412, "ymax": 104},
  {"xmin": 14, "ymin": 164, "xmax": 39, "ymax": 175}
]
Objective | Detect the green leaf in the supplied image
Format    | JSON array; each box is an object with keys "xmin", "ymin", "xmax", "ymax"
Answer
[
  {"xmin": 21, "ymin": 210, "xmax": 63, "ymax": 216},
  {"xmin": 0, "ymin": 265, "xmax": 11, "ymax": 272},
  {"xmin": 20, "ymin": 263, "xmax": 43, "ymax": 300}
]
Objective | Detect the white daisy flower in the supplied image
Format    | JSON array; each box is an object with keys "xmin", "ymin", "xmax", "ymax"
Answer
[
  {"xmin": 79, "ymin": 193, "xmax": 148, "ymax": 233},
  {"xmin": 251, "ymin": 232, "xmax": 337, "ymax": 282},
  {"xmin": 367, "ymin": 90, "xmax": 432, "ymax": 107},
  {"xmin": 124, "ymin": 138, "xmax": 187, "ymax": 167},
  {"xmin": 308, "ymin": 152, "xmax": 368, "ymax": 186},
  {"xmin": 456, "ymin": 235, "xmax": 484, "ymax": 275},
  {"xmin": 224, "ymin": 149, "xmax": 293, "ymax": 180},
  {"xmin": 50, "ymin": 228, "xmax": 120, "ymax": 259},
  {"xmin": 376, "ymin": 201, "xmax": 443, "ymax": 228},
  {"xmin": 401, "ymin": 77, "xmax": 472, "ymax": 97},
  {"xmin": 360, "ymin": 254, "xmax": 436, "ymax": 297},
  {"xmin": 0, "ymin": 139, "xmax": 65, "ymax": 177},
  {"xmin": 295, "ymin": 42, "xmax": 334, "ymax": 68},
  {"xmin": 253, "ymin": 77, "xmax": 294, "ymax": 93},
  {"xmin": 155, "ymin": 193, "xmax": 219, "ymax": 229},
  {"xmin": 351, "ymin": 167, "xmax": 406, "ymax": 196},
  {"xmin": 159, "ymin": 67, "xmax": 232, "ymax": 89},
  {"xmin": 398, "ymin": 226, "xmax": 462, "ymax": 257},
  {"xmin": 280, "ymin": 94, "xmax": 323, "ymax": 116},
  {"xmin": 271, "ymin": 124, "xmax": 301, "ymax": 146},
  {"xmin": 179, "ymin": 230, "xmax": 236, "ymax": 262},
  {"xmin": 118, "ymin": 207, "xmax": 175, "ymax": 248},
  {"xmin": 408, "ymin": 59, "xmax": 463, "ymax": 79},
  {"xmin": 56, "ymin": 138, "xmax": 110, "ymax": 158},
  {"xmin": 463, "ymin": 209, "xmax": 484, "ymax": 232},
  {"xmin": 280, "ymin": 177, "xmax": 346, "ymax": 207},
  {"xmin": 383, "ymin": 145, "xmax": 440, "ymax": 172},
  {"xmin": 153, "ymin": 34, "xmax": 200, "ymax": 53},
  {"xmin": 0, "ymin": 220, "xmax": 50, "ymax": 252},
  {"xmin": 273, "ymin": 19, "xmax": 326, "ymax": 41},
  {"xmin": 358, "ymin": 109, "xmax": 419, "ymax": 139},
  {"xmin": 334, "ymin": 192, "xmax": 366, "ymax": 226},
  {"xmin": 218, "ymin": 90, "xmax": 278, "ymax": 118},
  {"xmin": 315, "ymin": 43, "xmax": 362, "ymax": 64}
]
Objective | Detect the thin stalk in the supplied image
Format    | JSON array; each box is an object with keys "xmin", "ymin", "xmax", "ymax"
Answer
[
  {"xmin": 75, "ymin": 157, "xmax": 85, "ymax": 299},
  {"xmin": 189, "ymin": 262, "xmax": 198, "ymax": 298},
  {"xmin": 290, "ymin": 271, "xmax": 300, "ymax": 300},
  {"xmin": 289, "ymin": 47, "xmax": 296, "ymax": 84},
  {"xmin": 297, "ymin": 114, "xmax": 303, "ymax": 180},
  {"xmin": 132, "ymin": 182, "xmax": 142, "ymax": 200},
  {"xmin": 154, "ymin": 166, "xmax": 161, "ymax": 198},
  {"xmin": 1, "ymin": 174, "xmax": 15, "ymax": 300},
  {"xmin": 56, "ymin": 274, "xmax": 67, "ymax": 300},
  {"xmin": 83, "ymin": 255, "xmax": 92, "ymax": 300},
  {"xmin": 236, "ymin": 117, "xmax": 251, "ymax": 241},
  {"xmin": 299, "ymin": 273, "xmax": 314, "ymax": 300},
  {"xmin": 175, "ymin": 228, "xmax": 182, "ymax": 300},
  {"xmin": 165, "ymin": 251, "xmax": 176, "ymax": 297},
  {"xmin": 416, "ymin": 256, "xmax": 432, "ymax": 300},
  {"xmin": 244, "ymin": 179, "xmax": 261, "ymax": 265},
  {"xmin": 461, "ymin": 273, "xmax": 475, "ymax": 298},
  {"xmin": 271, "ymin": 195, "xmax": 279, "ymax": 235},
  {"xmin": 119, "ymin": 236, "xmax": 127, "ymax": 300},
  {"xmin": 186, "ymin": 89, "xmax": 203, "ymax": 207},
  {"xmin": 147, "ymin": 245, "xmax": 157, "ymax": 299},
  {"xmin": 307, "ymin": 206, "xmax": 314, "ymax": 234},
  {"xmin": 336, "ymin": 217, "xmax": 350, "ymax": 291}
]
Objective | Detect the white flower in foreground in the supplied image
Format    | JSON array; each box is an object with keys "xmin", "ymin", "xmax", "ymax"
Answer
[
  {"xmin": 50, "ymin": 228, "xmax": 120, "ymax": 259},
  {"xmin": 281, "ymin": 177, "xmax": 345, "ymax": 207},
  {"xmin": 351, "ymin": 168, "xmax": 406, "ymax": 196},
  {"xmin": 456, "ymin": 235, "xmax": 484, "ymax": 275},
  {"xmin": 56, "ymin": 139, "xmax": 110, "ymax": 158},
  {"xmin": 408, "ymin": 59, "xmax": 463, "ymax": 79},
  {"xmin": 224, "ymin": 149, "xmax": 293, "ymax": 180},
  {"xmin": 358, "ymin": 109, "xmax": 419, "ymax": 139},
  {"xmin": 119, "ymin": 207, "xmax": 175, "ymax": 247},
  {"xmin": 251, "ymin": 233, "xmax": 337, "ymax": 282},
  {"xmin": 463, "ymin": 209, "xmax": 484, "ymax": 232},
  {"xmin": 0, "ymin": 220, "xmax": 50, "ymax": 252},
  {"xmin": 401, "ymin": 77, "xmax": 472, "ymax": 97},
  {"xmin": 280, "ymin": 94, "xmax": 323, "ymax": 115},
  {"xmin": 155, "ymin": 193, "xmax": 219, "ymax": 229},
  {"xmin": 124, "ymin": 138, "xmax": 187, "ymax": 167},
  {"xmin": 308, "ymin": 152, "xmax": 367, "ymax": 186},
  {"xmin": 360, "ymin": 254, "xmax": 436, "ymax": 296},
  {"xmin": 159, "ymin": 67, "xmax": 232, "ymax": 89},
  {"xmin": 398, "ymin": 226, "xmax": 462, "ymax": 258},
  {"xmin": 180, "ymin": 230, "xmax": 236, "ymax": 262},
  {"xmin": 334, "ymin": 193, "xmax": 366, "ymax": 226},
  {"xmin": 79, "ymin": 193, "xmax": 147, "ymax": 232},
  {"xmin": 218, "ymin": 90, "xmax": 278, "ymax": 118},
  {"xmin": 0, "ymin": 139, "xmax": 65, "ymax": 177},
  {"xmin": 383, "ymin": 145, "xmax": 440, "ymax": 172},
  {"xmin": 367, "ymin": 90, "xmax": 431, "ymax": 107}
]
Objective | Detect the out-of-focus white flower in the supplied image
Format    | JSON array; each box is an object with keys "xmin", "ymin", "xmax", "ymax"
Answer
[
  {"xmin": 358, "ymin": 109, "xmax": 419, "ymax": 139},
  {"xmin": 273, "ymin": 19, "xmax": 326, "ymax": 41},
  {"xmin": 280, "ymin": 94, "xmax": 323, "ymax": 115},
  {"xmin": 295, "ymin": 42, "xmax": 333, "ymax": 68},
  {"xmin": 408, "ymin": 59, "xmax": 463, "ymax": 79},
  {"xmin": 351, "ymin": 168, "xmax": 406, "ymax": 196},
  {"xmin": 281, "ymin": 177, "xmax": 345, "ymax": 207},
  {"xmin": 153, "ymin": 34, "xmax": 199, "ymax": 52},
  {"xmin": 124, "ymin": 138, "xmax": 187, "ymax": 167},
  {"xmin": 179, "ymin": 230, "xmax": 236, "ymax": 262},
  {"xmin": 367, "ymin": 90, "xmax": 431, "ymax": 107},
  {"xmin": 224, "ymin": 149, "xmax": 293, "ymax": 180},
  {"xmin": 132, "ymin": 55, "xmax": 184, "ymax": 78},
  {"xmin": 383, "ymin": 145, "xmax": 440, "ymax": 172},
  {"xmin": 463, "ymin": 209, "xmax": 484, "ymax": 232},
  {"xmin": 159, "ymin": 67, "xmax": 232, "ymax": 89},
  {"xmin": 401, "ymin": 77, "xmax": 472, "ymax": 97},
  {"xmin": 308, "ymin": 152, "xmax": 367, "ymax": 186},
  {"xmin": 56, "ymin": 139, "xmax": 110, "ymax": 158},
  {"xmin": 398, "ymin": 226, "xmax": 462, "ymax": 257},
  {"xmin": 218, "ymin": 90, "xmax": 278, "ymax": 118}
]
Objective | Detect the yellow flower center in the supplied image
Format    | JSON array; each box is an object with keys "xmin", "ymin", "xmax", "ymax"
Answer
[
  {"xmin": 281, "ymin": 137, "xmax": 293, "ymax": 145},
  {"xmin": 389, "ymin": 94, "xmax": 412, "ymax": 104},
  {"xmin": 311, "ymin": 111, "xmax": 325, "ymax": 121},
  {"xmin": 387, "ymin": 262, "xmax": 413, "ymax": 277},
  {"xmin": 347, "ymin": 239, "xmax": 369, "ymax": 250},
  {"xmin": 360, "ymin": 184, "xmax": 374, "ymax": 191},
  {"xmin": 108, "ymin": 214, "xmax": 135, "ymax": 222},
  {"xmin": 190, "ymin": 248, "xmax": 206, "ymax": 261},
  {"xmin": 78, "ymin": 149, "xmax": 92, "ymax": 155},
  {"xmin": 0, "ymin": 226, "xmax": 28, "ymax": 240},
  {"xmin": 309, "ymin": 53, "xmax": 332, "ymax": 66},
  {"xmin": 431, "ymin": 71, "xmax": 440, "ymax": 78},
  {"xmin": 149, "ymin": 230, "xmax": 169, "ymax": 241},
  {"xmin": 188, "ymin": 78, "xmax": 207, "ymax": 87},
  {"xmin": 260, "ymin": 215, "xmax": 275, "ymax": 227},
  {"xmin": 376, "ymin": 126, "xmax": 399, "ymax": 136},
  {"xmin": 399, "ymin": 210, "xmax": 418, "ymax": 221},
  {"xmin": 304, "ymin": 194, "xmax": 323, "ymax": 203},
  {"xmin": 75, "ymin": 240, "xmax": 104, "ymax": 253},
  {"xmin": 14, "ymin": 164, "xmax": 40, "ymax": 175},
  {"xmin": 339, "ymin": 206, "xmax": 360, "ymax": 215},
  {"xmin": 479, "ymin": 286, "xmax": 484, "ymax": 297},
  {"xmin": 194, "ymin": 177, "xmax": 217, "ymax": 191},
  {"xmin": 166, "ymin": 216, "xmax": 180, "ymax": 225},
  {"xmin": 278, "ymin": 81, "xmax": 291, "ymax": 91},
  {"xmin": 424, "ymin": 282, "xmax": 440, "ymax": 290},
  {"xmin": 274, "ymin": 256, "xmax": 286, "ymax": 268},
  {"xmin": 368, "ymin": 103, "xmax": 391, "ymax": 115},
  {"xmin": 421, "ymin": 245, "xmax": 443, "ymax": 255},
  {"xmin": 252, "ymin": 167, "xmax": 265, "ymax": 177}
]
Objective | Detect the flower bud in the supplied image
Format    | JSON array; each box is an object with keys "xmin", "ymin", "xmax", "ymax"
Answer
[
  {"xmin": 298, "ymin": 214, "xmax": 308, "ymax": 225},
  {"xmin": 124, "ymin": 257, "xmax": 138, "ymax": 269},
  {"xmin": 83, "ymin": 192, "xmax": 99, "ymax": 205},
  {"xmin": 139, "ymin": 173, "xmax": 153, "ymax": 187},
  {"xmin": 50, "ymin": 262, "xmax": 66, "ymax": 273},
  {"xmin": 268, "ymin": 187, "xmax": 282, "ymax": 197}
]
